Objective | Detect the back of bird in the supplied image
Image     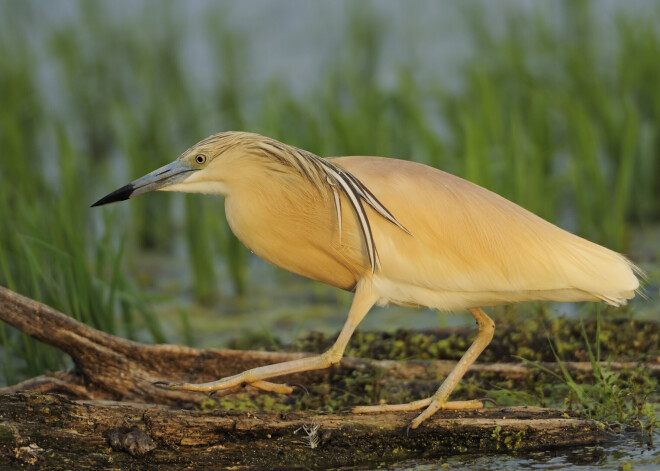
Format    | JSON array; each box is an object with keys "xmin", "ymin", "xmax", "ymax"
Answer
[{"xmin": 331, "ymin": 156, "xmax": 639, "ymax": 309}]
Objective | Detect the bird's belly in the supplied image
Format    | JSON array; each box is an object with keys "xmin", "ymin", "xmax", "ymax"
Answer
[
  {"xmin": 371, "ymin": 276, "xmax": 603, "ymax": 311},
  {"xmin": 371, "ymin": 276, "xmax": 497, "ymax": 310}
]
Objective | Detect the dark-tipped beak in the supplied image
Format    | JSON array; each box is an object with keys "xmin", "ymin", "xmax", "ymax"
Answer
[
  {"xmin": 91, "ymin": 160, "xmax": 195, "ymax": 207},
  {"xmin": 91, "ymin": 183, "xmax": 134, "ymax": 207}
]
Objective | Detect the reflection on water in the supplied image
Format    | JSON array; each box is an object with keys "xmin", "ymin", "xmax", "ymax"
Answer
[{"xmin": 391, "ymin": 434, "xmax": 660, "ymax": 470}]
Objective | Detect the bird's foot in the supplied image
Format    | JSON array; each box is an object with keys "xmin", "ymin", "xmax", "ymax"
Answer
[
  {"xmin": 154, "ymin": 378, "xmax": 294, "ymax": 395},
  {"xmin": 353, "ymin": 398, "xmax": 484, "ymax": 429}
]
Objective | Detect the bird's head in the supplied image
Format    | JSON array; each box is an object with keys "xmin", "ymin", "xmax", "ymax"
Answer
[{"xmin": 91, "ymin": 132, "xmax": 258, "ymax": 207}]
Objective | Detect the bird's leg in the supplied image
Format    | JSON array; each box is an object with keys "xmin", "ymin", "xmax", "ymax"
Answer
[
  {"xmin": 353, "ymin": 307, "xmax": 495, "ymax": 428},
  {"xmin": 168, "ymin": 284, "xmax": 377, "ymax": 394}
]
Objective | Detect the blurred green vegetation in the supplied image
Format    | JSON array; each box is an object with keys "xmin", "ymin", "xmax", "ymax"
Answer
[{"xmin": 0, "ymin": 0, "xmax": 659, "ymax": 385}]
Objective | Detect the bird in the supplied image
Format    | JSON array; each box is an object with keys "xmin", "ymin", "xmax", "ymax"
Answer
[{"xmin": 92, "ymin": 131, "xmax": 640, "ymax": 429}]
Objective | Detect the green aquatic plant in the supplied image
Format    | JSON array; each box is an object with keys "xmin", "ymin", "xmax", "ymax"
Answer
[{"xmin": 522, "ymin": 310, "xmax": 658, "ymax": 446}]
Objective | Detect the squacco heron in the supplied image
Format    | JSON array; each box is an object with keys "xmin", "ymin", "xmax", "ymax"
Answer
[{"xmin": 93, "ymin": 131, "xmax": 639, "ymax": 429}]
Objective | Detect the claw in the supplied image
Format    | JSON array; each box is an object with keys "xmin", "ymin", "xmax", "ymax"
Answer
[
  {"xmin": 153, "ymin": 380, "xmax": 181, "ymax": 390},
  {"xmin": 210, "ymin": 384, "xmax": 245, "ymax": 398},
  {"xmin": 477, "ymin": 397, "xmax": 498, "ymax": 407}
]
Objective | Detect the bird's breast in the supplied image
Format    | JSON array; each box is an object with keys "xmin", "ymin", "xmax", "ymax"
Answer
[{"xmin": 223, "ymin": 182, "xmax": 371, "ymax": 290}]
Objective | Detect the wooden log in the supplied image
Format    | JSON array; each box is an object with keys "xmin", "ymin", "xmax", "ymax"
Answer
[
  {"xmin": 0, "ymin": 393, "xmax": 614, "ymax": 469},
  {"xmin": 0, "ymin": 286, "xmax": 326, "ymax": 404}
]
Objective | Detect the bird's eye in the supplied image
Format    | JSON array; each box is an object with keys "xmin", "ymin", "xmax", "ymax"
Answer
[{"xmin": 195, "ymin": 154, "xmax": 207, "ymax": 164}]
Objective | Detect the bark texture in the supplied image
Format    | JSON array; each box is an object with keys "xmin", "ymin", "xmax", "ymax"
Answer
[{"xmin": 1, "ymin": 393, "xmax": 613, "ymax": 469}]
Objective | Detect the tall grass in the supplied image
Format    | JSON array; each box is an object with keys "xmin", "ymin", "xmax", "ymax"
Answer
[
  {"xmin": 0, "ymin": 13, "xmax": 166, "ymax": 382},
  {"xmin": 0, "ymin": 1, "xmax": 658, "ymax": 384},
  {"xmin": 0, "ymin": 120, "xmax": 166, "ymax": 382}
]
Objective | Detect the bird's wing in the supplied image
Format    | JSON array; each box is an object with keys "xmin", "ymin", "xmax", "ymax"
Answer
[{"xmin": 330, "ymin": 156, "xmax": 639, "ymax": 307}]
